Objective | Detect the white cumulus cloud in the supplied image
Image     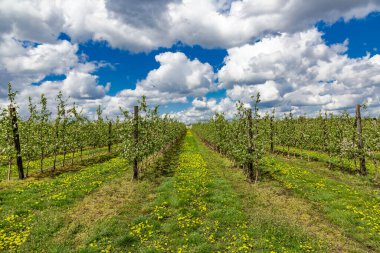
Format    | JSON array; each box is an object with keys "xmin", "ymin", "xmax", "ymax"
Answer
[
  {"xmin": 118, "ymin": 52, "xmax": 215, "ymax": 104},
  {"xmin": 1, "ymin": 0, "xmax": 380, "ymax": 121},
  {"xmin": 2, "ymin": 0, "xmax": 380, "ymax": 51},
  {"xmin": 217, "ymin": 29, "xmax": 380, "ymax": 112}
]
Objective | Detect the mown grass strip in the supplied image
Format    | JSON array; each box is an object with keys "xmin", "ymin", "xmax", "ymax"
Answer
[
  {"xmin": 275, "ymin": 146, "xmax": 379, "ymax": 177},
  {"xmin": 122, "ymin": 131, "xmax": 255, "ymax": 252},
  {"xmin": 195, "ymin": 133, "xmax": 371, "ymax": 253},
  {"xmin": 194, "ymin": 132, "xmax": 347, "ymax": 253},
  {"xmin": 0, "ymin": 145, "xmax": 117, "ymax": 181},
  {"xmin": 264, "ymin": 155, "xmax": 380, "ymax": 251},
  {"xmin": 0, "ymin": 157, "xmax": 128, "ymax": 252},
  {"xmin": 111, "ymin": 131, "xmax": 327, "ymax": 252},
  {"xmin": 27, "ymin": 132, "xmax": 185, "ymax": 252}
]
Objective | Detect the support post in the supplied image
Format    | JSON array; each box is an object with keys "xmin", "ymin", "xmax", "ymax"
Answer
[
  {"xmin": 247, "ymin": 108, "xmax": 254, "ymax": 182},
  {"xmin": 133, "ymin": 106, "xmax": 139, "ymax": 180},
  {"xmin": 356, "ymin": 104, "xmax": 366, "ymax": 175},
  {"xmin": 270, "ymin": 114, "xmax": 274, "ymax": 153},
  {"xmin": 108, "ymin": 121, "xmax": 112, "ymax": 153},
  {"xmin": 9, "ymin": 105, "xmax": 24, "ymax": 179}
]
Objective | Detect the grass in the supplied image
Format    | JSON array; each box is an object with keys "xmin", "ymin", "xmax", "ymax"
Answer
[
  {"xmin": 108, "ymin": 131, "xmax": 258, "ymax": 252},
  {"xmin": 193, "ymin": 133, "xmax": 368, "ymax": 252},
  {"xmin": 1, "ymin": 130, "xmax": 378, "ymax": 252},
  {"xmin": 274, "ymin": 145, "xmax": 379, "ymax": 177},
  {"xmin": 262, "ymin": 154, "xmax": 380, "ymax": 251},
  {"xmin": 92, "ymin": 131, "xmax": 330, "ymax": 252},
  {"xmin": 0, "ymin": 145, "xmax": 119, "ymax": 181},
  {"xmin": 0, "ymin": 156, "xmax": 128, "ymax": 252},
  {"xmin": 194, "ymin": 130, "xmax": 378, "ymax": 252},
  {"xmin": 0, "ymin": 134, "xmax": 184, "ymax": 252}
]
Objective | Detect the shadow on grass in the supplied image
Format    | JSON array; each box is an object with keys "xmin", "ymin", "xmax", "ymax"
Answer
[
  {"xmin": 140, "ymin": 135, "xmax": 185, "ymax": 183},
  {"xmin": 30, "ymin": 152, "xmax": 119, "ymax": 180}
]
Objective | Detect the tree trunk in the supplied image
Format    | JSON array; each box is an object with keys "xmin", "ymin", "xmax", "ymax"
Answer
[
  {"xmin": 356, "ymin": 104, "xmax": 367, "ymax": 175},
  {"xmin": 53, "ymin": 153, "xmax": 57, "ymax": 171},
  {"xmin": 40, "ymin": 150, "xmax": 44, "ymax": 173},
  {"xmin": 354, "ymin": 158, "xmax": 358, "ymax": 173},
  {"xmin": 374, "ymin": 158, "xmax": 378, "ymax": 181},
  {"xmin": 26, "ymin": 160, "xmax": 29, "ymax": 178},
  {"xmin": 71, "ymin": 150, "xmax": 75, "ymax": 166},
  {"xmin": 53, "ymin": 123, "xmax": 59, "ymax": 171},
  {"xmin": 328, "ymin": 152, "xmax": 332, "ymax": 169},
  {"xmin": 133, "ymin": 105, "xmax": 139, "ymax": 180},
  {"xmin": 7, "ymin": 158, "xmax": 11, "ymax": 181},
  {"xmin": 246, "ymin": 109, "xmax": 254, "ymax": 182},
  {"xmin": 62, "ymin": 151, "xmax": 66, "ymax": 167},
  {"xmin": 108, "ymin": 121, "xmax": 112, "ymax": 153},
  {"xmin": 270, "ymin": 116, "xmax": 274, "ymax": 153},
  {"xmin": 9, "ymin": 105, "xmax": 24, "ymax": 179}
]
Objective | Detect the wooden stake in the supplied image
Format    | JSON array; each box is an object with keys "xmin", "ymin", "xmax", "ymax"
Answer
[
  {"xmin": 356, "ymin": 104, "xmax": 367, "ymax": 175},
  {"xmin": 7, "ymin": 158, "xmax": 11, "ymax": 181},
  {"xmin": 270, "ymin": 114, "xmax": 274, "ymax": 153},
  {"xmin": 133, "ymin": 106, "xmax": 139, "ymax": 180},
  {"xmin": 9, "ymin": 105, "xmax": 24, "ymax": 179},
  {"xmin": 247, "ymin": 109, "xmax": 254, "ymax": 182},
  {"xmin": 108, "ymin": 121, "xmax": 112, "ymax": 153}
]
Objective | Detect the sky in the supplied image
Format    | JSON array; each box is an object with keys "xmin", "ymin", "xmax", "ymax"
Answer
[{"xmin": 1, "ymin": 0, "xmax": 380, "ymax": 123}]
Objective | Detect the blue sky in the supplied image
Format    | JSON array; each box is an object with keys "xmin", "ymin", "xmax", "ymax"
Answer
[
  {"xmin": 78, "ymin": 42, "xmax": 227, "ymax": 96},
  {"xmin": 318, "ymin": 12, "xmax": 380, "ymax": 58},
  {"xmin": 1, "ymin": 0, "xmax": 380, "ymax": 122}
]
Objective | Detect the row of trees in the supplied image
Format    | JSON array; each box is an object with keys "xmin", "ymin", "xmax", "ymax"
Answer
[
  {"xmin": 193, "ymin": 94, "xmax": 264, "ymax": 182},
  {"xmin": 193, "ymin": 94, "xmax": 380, "ymax": 182},
  {"xmin": 0, "ymin": 83, "xmax": 186, "ymax": 180},
  {"xmin": 273, "ymin": 106, "xmax": 379, "ymax": 176},
  {"xmin": 120, "ymin": 98, "xmax": 186, "ymax": 179}
]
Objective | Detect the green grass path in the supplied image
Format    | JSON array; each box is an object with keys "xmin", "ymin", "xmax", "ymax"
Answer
[
  {"xmin": 0, "ymin": 156, "xmax": 128, "ymax": 252},
  {"xmin": 195, "ymin": 131, "xmax": 374, "ymax": 253},
  {"xmin": 263, "ymin": 154, "xmax": 380, "ymax": 251},
  {"xmin": 121, "ymin": 130, "xmax": 257, "ymax": 252},
  {"xmin": 2, "ymin": 130, "xmax": 374, "ymax": 252},
  {"xmin": 111, "ymin": 131, "xmax": 334, "ymax": 253}
]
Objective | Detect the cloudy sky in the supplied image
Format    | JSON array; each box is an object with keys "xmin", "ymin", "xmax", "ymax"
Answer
[{"xmin": 1, "ymin": 0, "xmax": 380, "ymax": 123}]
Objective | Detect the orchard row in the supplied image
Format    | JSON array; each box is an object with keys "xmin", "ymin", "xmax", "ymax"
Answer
[
  {"xmin": 0, "ymin": 83, "xmax": 186, "ymax": 180},
  {"xmin": 193, "ymin": 93, "xmax": 380, "ymax": 182}
]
